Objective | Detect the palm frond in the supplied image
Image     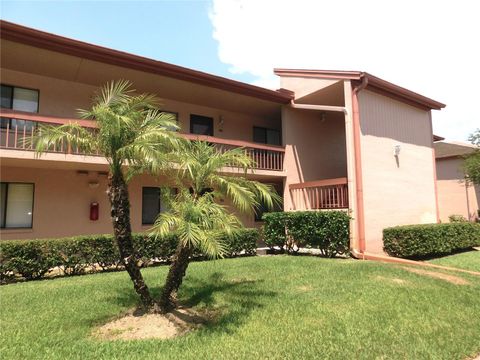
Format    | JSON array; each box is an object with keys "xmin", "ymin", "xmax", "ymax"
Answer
[{"xmin": 32, "ymin": 123, "xmax": 98, "ymax": 156}]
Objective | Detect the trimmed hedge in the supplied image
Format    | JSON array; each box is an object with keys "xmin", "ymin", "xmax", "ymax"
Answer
[
  {"xmin": 0, "ymin": 229, "xmax": 259, "ymax": 283},
  {"xmin": 262, "ymin": 211, "xmax": 350, "ymax": 257},
  {"xmin": 383, "ymin": 223, "xmax": 480, "ymax": 259}
]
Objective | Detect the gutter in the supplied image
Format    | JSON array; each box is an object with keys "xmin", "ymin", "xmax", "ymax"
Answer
[
  {"xmin": 350, "ymin": 74, "xmax": 368, "ymax": 257},
  {"xmin": 289, "ymin": 101, "xmax": 347, "ymax": 114}
]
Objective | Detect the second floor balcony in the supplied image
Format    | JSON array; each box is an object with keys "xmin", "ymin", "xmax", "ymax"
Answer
[{"xmin": 0, "ymin": 110, "xmax": 285, "ymax": 172}]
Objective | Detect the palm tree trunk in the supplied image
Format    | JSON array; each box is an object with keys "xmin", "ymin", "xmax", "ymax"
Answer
[
  {"xmin": 108, "ymin": 173, "xmax": 155, "ymax": 310},
  {"xmin": 159, "ymin": 242, "xmax": 192, "ymax": 313}
]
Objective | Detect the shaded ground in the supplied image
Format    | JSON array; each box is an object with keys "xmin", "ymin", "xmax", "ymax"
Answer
[
  {"xmin": 428, "ymin": 249, "xmax": 480, "ymax": 272},
  {"xmin": 1, "ymin": 256, "xmax": 479, "ymax": 360}
]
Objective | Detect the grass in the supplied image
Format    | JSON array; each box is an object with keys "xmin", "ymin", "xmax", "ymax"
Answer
[
  {"xmin": 1, "ymin": 255, "xmax": 479, "ymax": 360},
  {"xmin": 428, "ymin": 249, "xmax": 480, "ymax": 272}
]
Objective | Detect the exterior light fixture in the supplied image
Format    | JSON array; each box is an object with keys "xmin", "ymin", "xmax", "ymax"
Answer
[
  {"xmin": 218, "ymin": 115, "xmax": 224, "ymax": 132},
  {"xmin": 394, "ymin": 144, "xmax": 401, "ymax": 156}
]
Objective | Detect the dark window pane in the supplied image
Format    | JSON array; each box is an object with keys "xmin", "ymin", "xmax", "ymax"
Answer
[
  {"xmin": 253, "ymin": 127, "xmax": 281, "ymax": 145},
  {"xmin": 190, "ymin": 115, "xmax": 213, "ymax": 136},
  {"xmin": 1, "ymin": 85, "xmax": 13, "ymax": 109},
  {"xmin": 266, "ymin": 129, "xmax": 281, "ymax": 145},
  {"xmin": 0, "ymin": 118, "xmax": 11, "ymax": 129},
  {"xmin": 142, "ymin": 187, "xmax": 161, "ymax": 225},
  {"xmin": 253, "ymin": 127, "xmax": 267, "ymax": 143},
  {"xmin": 0, "ymin": 183, "xmax": 6, "ymax": 228}
]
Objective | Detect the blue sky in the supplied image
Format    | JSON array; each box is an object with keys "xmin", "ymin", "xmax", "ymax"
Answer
[
  {"xmin": 0, "ymin": 0, "xmax": 255, "ymax": 83},
  {"xmin": 2, "ymin": 0, "xmax": 479, "ymax": 140}
]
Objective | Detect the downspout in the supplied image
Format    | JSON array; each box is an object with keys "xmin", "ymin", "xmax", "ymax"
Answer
[
  {"xmin": 350, "ymin": 74, "xmax": 368, "ymax": 259},
  {"xmin": 288, "ymin": 83, "xmax": 480, "ymax": 275}
]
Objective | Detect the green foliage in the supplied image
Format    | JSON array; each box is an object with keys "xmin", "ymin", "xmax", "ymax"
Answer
[
  {"xmin": 153, "ymin": 141, "xmax": 280, "ymax": 259},
  {"xmin": 383, "ymin": 223, "xmax": 480, "ymax": 259},
  {"xmin": 463, "ymin": 128, "xmax": 480, "ymax": 185},
  {"xmin": 463, "ymin": 150, "xmax": 480, "ymax": 185},
  {"xmin": 34, "ymin": 79, "xmax": 182, "ymax": 179},
  {"xmin": 4, "ymin": 256, "xmax": 479, "ymax": 360},
  {"xmin": 448, "ymin": 214, "xmax": 468, "ymax": 223},
  {"xmin": 0, "ymin": 230, "xmax": 259, "ymax": 283},
  {"xmin": 262, "ymin": 211, "xmax": 351, "ymax": 257},
  {"xmin": 468, "ymin": 128, "xmax": 480, "ymax": 146},
  {"xmin": 152, "ymin": 191, "xmax": 241, "ymax": 258}
]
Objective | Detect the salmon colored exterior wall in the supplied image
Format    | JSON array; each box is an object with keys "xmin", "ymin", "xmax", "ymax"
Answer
[
  {"xmin": 0, "ymin": 69, "xmax": 281, "ymax": 142},
  {"xmin": 1, "ymin": 26, "xmax": 444, "ymax": 249},
  {"xmin": 281, "ymin": 108, "xmax": 347, "ymax": 210},
  {"xmin": 358, "ymin": 90, "xmax": 438, "ymax": 253},
  {"xmin": 279, "ymin": 76, "xmax": 348, "ymax": 211},
  {"xmin": 1, "ymin": 166, "xmax": 258, "ymax": 240},
  {"xmin": 436, "ymin": 157, "xmax": 480, "ymax": 222}
]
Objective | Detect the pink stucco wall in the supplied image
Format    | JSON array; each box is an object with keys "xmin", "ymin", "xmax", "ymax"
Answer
[
  {"xmin": 436, "ymin": 157, "xmax": 480, "ymax": 221},
  {"xmin": 1, "ymin": 68, "xmax": 281, "ymax": 143},
  {"xmin": 282, "ymin": 107, "xmax": 347, "ymax": 210},
  {"xmin": 358, "ymin": 90, "xmax": 438, "ymax": 253},
  {"xmin": 0, "ymin": 166, "xmax": 259, "ymax": 240}
]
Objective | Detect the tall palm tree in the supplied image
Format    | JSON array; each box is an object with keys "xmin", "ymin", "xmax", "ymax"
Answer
[
  {"xmin": 152, "ymin": 141, "xmax": 281, "ymax": 312},
  {"xmin": 33, "ymin": 80, "xmax": 181, "ymax": 310}
]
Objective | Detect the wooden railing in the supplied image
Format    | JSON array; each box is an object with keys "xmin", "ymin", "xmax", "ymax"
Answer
[
  {"xmin": 289, "ymin": 177, "xmax": 348, "ymax": 210},
  {"xmin": 0, "ymin": 110, "xmax": 285, "ymax": 171},
  {"xmin": 182, "ymin": 133, "xmax": 284, "ymax": 171}
]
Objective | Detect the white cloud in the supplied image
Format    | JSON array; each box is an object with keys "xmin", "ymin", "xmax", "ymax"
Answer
[{"xmin": 210, "ymin": 0, "xmax": 480, "ymax": 141}]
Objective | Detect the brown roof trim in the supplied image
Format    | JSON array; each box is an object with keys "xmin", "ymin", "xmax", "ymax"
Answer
[
  {"xmin": 433, "ymin": 134, "xmax": 445, "ymax": 142},
  {"xmin": 274, "ymin": 69, "xmax": 363, "ymax": 80},
  {"xmin": 274, "ymin": 68, "xmax": 445, "ymax": 110},
  {"xmin": 0, "ymin": 20, "xmax": 293, "ymax": 104}
]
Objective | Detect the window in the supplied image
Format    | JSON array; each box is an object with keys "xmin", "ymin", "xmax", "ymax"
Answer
[
  {"xmin": 190, "ymin": 114, "xmax": 213, "ymax": 136},
  {"xmin": 1, "ymin": 84, "xmax": 39, "ymax": 131},
  {"xmin": 253, "ymin": 126, "xmax": 281, "ymax": 146},
  {"xmin": 141, "ymin": 187, "xmax": 176, "ymax": 225},
  {"xmin": 1, "ymin": 85, "xmax": 39, "ymax": 112},
  {"xmin": 142, "ymin": 187, "xmax": 161, "ymax": 225},
  {"xmin": 0, "ymin": 183, "xmax": 34, "ymax": 228}
]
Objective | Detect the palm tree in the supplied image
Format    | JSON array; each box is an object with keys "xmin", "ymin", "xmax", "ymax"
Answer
[
  {"xmin": 33, "ymin": 80, "xmax": 181, "ymax": 310},
  {"xmin": 152, "ymin": 141, "xmax": 281, "ymax": 312}
]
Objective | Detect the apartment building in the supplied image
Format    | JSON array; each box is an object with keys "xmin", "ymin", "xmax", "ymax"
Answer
[{"xmin": 0, "ymin": 21, "xmax": 445, "ymax": 254}]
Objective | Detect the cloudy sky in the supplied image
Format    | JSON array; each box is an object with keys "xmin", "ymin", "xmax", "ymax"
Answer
[
  {"xmin": 209, "ymin": 0, "xmax": 479, "ymax": 141},
  {"xmin": 2, "ymin": 0, "xmax": 479, "ymax": 141}
]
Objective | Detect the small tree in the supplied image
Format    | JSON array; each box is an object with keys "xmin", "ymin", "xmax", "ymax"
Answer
[
  {"xmin": 34, "ymin": 80, "xmax": 181, "ymax": 310},
  {"xmin": 152, "ymin": 141, "xmax": 280, "ymax": 313},
  {"xmin": 464, "ymin": 129, "xmax": 480, "ymax": 185}
]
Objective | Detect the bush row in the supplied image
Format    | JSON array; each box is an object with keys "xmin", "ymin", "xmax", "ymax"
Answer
[
  {"xmin": 262, "ymin": 211, "xmax": 350, "ymax": 257},
  {"xmin": 383, "ymin": 223, "xmax": 480, "ymax": 259},
  {"xmin": 0, "ymin": 229, "xmax": 259, "ymax": 283}
]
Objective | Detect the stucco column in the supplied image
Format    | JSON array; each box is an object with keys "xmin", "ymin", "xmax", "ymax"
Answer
[{"xmin": 343, "ymin": 80, "xmax": 359, "ymax": 249}]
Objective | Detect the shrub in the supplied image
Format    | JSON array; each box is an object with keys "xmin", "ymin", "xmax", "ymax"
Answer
[
  {"xmin": 383, "ymin": 223, "xmax": 480, "ymax": 259},
  {"xmin": 0, "ymin": 229, "xmax": 260, "ymax": 283},
  {"xmin": 225, "ymin": 228, "xmax": 259, "ymax": 257},
  {"xmin": 448, "ymin": 214, "xmax": 468, "ymax": 223},
  {"xmin": 262, "ymin": 211, "xmax": 351, "ymax": 257}
]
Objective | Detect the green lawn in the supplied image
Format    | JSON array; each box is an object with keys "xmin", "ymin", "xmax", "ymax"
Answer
[
  {"xmin": 428, "ymin": 249, "xmax": 480, "ymax": 272},
  {"xmin": 1, "ymin": 256, "xmax": 479, "ymax": 360}
]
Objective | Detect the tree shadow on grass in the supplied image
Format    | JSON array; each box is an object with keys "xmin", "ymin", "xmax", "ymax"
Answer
[
  {"xmin": 178, "ymin": 272, "xmax": 277, "ymax": 334},
  {"xmin": 100, "ymin": 271, "xmax": 277, "ymax": 335}
]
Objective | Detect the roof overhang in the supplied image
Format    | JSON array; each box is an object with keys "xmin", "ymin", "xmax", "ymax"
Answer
[
  {"xmin": 274, "ymin": 68, "xmax": 446, "ymax": 111},
  {"xmin": 0, "ymin": 20, "xmax": 293, "ymax": 104}
]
